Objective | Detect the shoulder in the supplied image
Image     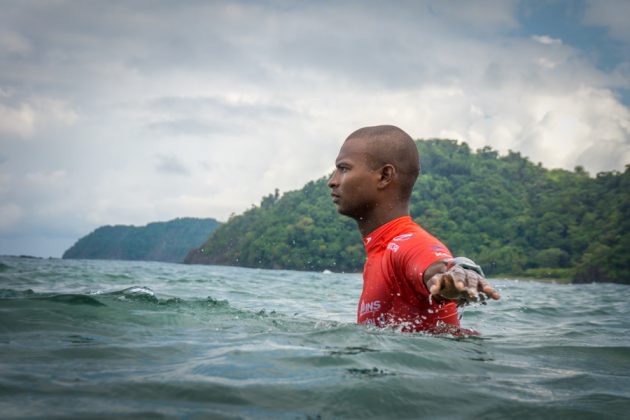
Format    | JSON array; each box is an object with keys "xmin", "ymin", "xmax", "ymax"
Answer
[
  {"xmin": 392, "ymin": 221, "xmax": 445, "ymax": 247},
  {"xmin": 387, "ymin": 223, "xmax": 451, "ymax": 265},
  {"xmin": 391, "ymin": 232, "xmax": 450, "ymax": 258}
]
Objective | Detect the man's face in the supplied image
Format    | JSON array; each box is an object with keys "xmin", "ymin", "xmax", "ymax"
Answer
[{"xmin": 327, "ymin": 137, "xmax": 380, "ymax": 219}]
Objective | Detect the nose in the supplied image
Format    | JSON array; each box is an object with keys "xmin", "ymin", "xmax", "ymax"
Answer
[{"xmin": 327, "ymin": 170, "xmax": 338, "ymax": 188}]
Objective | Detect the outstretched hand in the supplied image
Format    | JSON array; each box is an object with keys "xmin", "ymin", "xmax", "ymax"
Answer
[{"xmin": 426, "ymin": 264, "xmax": 501, "ymax": 306}]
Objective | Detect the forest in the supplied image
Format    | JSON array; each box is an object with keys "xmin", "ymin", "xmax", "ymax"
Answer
[
  {"xmin": 63, "ymin": 217, "xmax": 220, "ymax": 263},
  {"xmin": 186, "ymin": 139, "xmax": 629, "ymax": 284}
]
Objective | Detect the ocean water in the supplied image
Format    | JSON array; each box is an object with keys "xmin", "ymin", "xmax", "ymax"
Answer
[{"xmin": 1, "ymin": 256, "xmax": 629, "ymax": 419}]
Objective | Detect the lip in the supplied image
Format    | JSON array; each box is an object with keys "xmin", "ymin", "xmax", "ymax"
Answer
[{"xmin": 330, "ymin": 193, "xmax": 340, "ymax": 203}]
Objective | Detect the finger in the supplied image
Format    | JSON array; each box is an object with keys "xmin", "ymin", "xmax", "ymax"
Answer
[
  {"xmin": 461, "ymin": 270, "xmax": 480, "ymax": 301},
  {"xmin": 449, "ymin": 268, "xmax": 467, "ymax": 292},
  {"xmin": 432, "ymin": 273, "xmax": 460, "ymax": 300},
  {"xmin": 478, "ymin": 278, "xmax": 501, "ymax": 300},
  {"xmin": 427, "ymin": 274, "xmax": 445, "ymax": 296},
  {"xmin": 454, "ymin": 278, "xmax": 467, "ymax": 293}
]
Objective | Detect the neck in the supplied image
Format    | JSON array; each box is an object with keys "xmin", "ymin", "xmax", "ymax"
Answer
[{"xmin": 355, "ymin": 203, "xmax": 410, "ymax": 237}]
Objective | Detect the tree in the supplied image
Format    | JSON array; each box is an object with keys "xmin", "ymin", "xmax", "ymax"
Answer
[{"xmin": 187, "ymin": 140, "xmax": 629, "ymax": 284}]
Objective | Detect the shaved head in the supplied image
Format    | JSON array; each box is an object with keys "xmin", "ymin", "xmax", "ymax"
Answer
[{"xmin": 345, "ymin": 125, "xmax": 420, "ymax": 199}]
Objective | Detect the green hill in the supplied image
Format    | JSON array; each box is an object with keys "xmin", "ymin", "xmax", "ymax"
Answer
[
  {"xmin": 63, "ymin": 217, "xmax": 220, "ymax": 263},
  {"xmin": 185, "ymin": 139, "xmax": 629, "ymax": 284}
]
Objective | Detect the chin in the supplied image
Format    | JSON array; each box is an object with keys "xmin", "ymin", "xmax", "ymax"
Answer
[
  {"xmin": 337, "ymin": 207, "xmax": 359, "ymax": 219},
  {"xmin": 335, "ymin": 206, "xmax": 347, "ymax": 215},
  {"xmin": 335, "ymin": 206, "xmax": 349, "ymax": 216}
]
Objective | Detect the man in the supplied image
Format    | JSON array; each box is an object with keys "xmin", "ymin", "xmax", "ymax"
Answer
[{"xmin": 328, "ymin": 125, "xmax": 500, "ymax": 334}]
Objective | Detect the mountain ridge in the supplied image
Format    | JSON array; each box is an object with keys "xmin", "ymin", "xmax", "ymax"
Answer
[
  {"xmin": 186, "ymin": 139, "xmax": 630, "ymax": 284},
  {"xmin": 63, "ymin": 217, "xmax": 220, "ymax": 263}
]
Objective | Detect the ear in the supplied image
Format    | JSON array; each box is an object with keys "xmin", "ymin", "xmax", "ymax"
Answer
[{"xmin": 377, "ymin": 164, "xmax": 395, "ymax": 189}]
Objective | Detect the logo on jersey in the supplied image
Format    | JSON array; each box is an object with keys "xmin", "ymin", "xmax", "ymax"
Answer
[
  {"xmin": 393, "ymin": 233, "xmax": 414, "ymax": 242},
  {"xmin": 431, "ymin": 245, "xmax": 450, "ymax": 258},
  {"xmin": 386, "ymin": 242, "xmax": 400, "ymax": 252},
  {"xmin": 360, "ymin": 300, "xmax": 381, "ymax": 315}
]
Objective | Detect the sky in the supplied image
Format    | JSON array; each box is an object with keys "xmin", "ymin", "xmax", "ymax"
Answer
[{"xmin": 1, "ymin": 0, "xmax": 629, "ymax": 258}]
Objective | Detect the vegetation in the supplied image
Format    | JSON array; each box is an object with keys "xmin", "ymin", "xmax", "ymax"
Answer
[
  {"xmin": 411, "ymin": 141, "xmax": 629, "ymax": 284},
  {"xmin": 63, "ymin": 218, "xmax": 220, "ymax": 263},
  {"xmin": 184, "ymin": 186, "xmax": 364, "ymax": 271},
  {"xmin": 186, "ymin": 139, "xmax": 629, "ymax": 284}
]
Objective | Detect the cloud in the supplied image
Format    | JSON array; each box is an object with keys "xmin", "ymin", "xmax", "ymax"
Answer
[
  {"xmin": 532, "ymin": 35, "xmax": 562, "ymax": 45},
  {"xmin": 0, "ymin": 95, "xmax": 76, "ymax": 138},
  {"xmin": 0, "ymin": 203, "xmax": 22, "ymax": 232},
  {"xmin": 145, "ymin": 94, "xmax": 295, "ymax": 139},
  {"xmin": 427, "ymin": 0, "xmax": 519, "ymax": 31},
  {"xmin": 0, "ymin": 0, "xmax": 629, "ymax": 257},
  {"xmin": 518, "ymin": 87, "xmax": 630, "ymax": 170},
  {"xmin": 583, "ymin": 0, "xmax": 630, "ymax": 42},
  {"xmin": 0, "ymin": 102, "xmax": 34, "ymax": 137},
  {"xmin": 25, "ymin": 169, "xmax": 68, "ymax": 187},
  {"xmin": 0, "ymin": 30, "xmax": 31, "ymax": 56},
  {"xmin": 155, "ymin": 154, "xmax": 190, "ymax": 175}
]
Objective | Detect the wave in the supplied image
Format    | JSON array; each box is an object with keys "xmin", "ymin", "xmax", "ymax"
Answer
[
  {"xmin": 2, "ymin": 283, "xmax": 629, "ymax": 419},
  {"xmin": 0, "ymin": 286, "xmax": 339, "ymax": 336},
  {"xmin": 1, "ymin": 285, "xmax": 226, "ymax": 306}
]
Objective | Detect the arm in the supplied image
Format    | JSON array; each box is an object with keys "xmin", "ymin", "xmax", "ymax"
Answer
[{"xmin": 423, "ymin": 257, "xmax": 501, "ymax": 305}]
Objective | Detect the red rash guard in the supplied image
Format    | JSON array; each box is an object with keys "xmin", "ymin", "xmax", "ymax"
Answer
[{"xmin": 358, "ymin": 216, "xmax": 459, "ymax": 333}]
